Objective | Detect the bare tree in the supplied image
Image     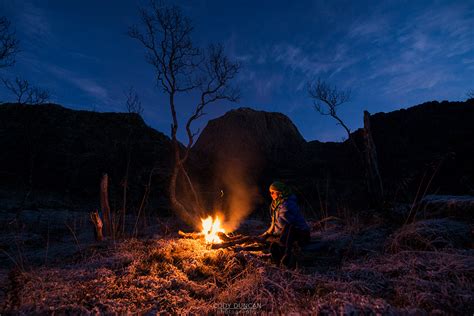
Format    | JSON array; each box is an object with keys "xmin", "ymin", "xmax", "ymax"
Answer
[
  {"xmin": 2, "ymin": 77, "xmax": 29, "ymax": 103},
  {"xmin": 467, "ymin": 89, "xmax": 474, "ymax": 99},
  {"xmin": 2, "ymin": 77, "xmax": 50, "ymax": 104},
  {"xmin": 129, "ymin": 1, "xmax": 239, "ymax": 224},
  {"xmin": 28, "ymin": 86, "xmax": 50, "ymax": 105},
  {"xmin": 119, "ymin": 86, "xmax": 144, "ymax": 234},
  {"xmin": 308, "ymin": 78, "xmax": 384, "ymax": 208},
  {"xmin": 125, "ymin": 86, "xmax": 143, "ymax": 116},
  {"xmin": 0, "ymin": 16, "xmax": 19, "ymax": 69},
  {"xmin": 308, "ymin": 78, "xmax": 353, "ymax": 144}
]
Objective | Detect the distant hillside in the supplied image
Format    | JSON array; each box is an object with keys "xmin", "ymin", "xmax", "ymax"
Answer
[
  {"xmin": 0, "ymin": 103, "xmax": 173, "ymax": 210},
  {"xmin": 192, "ymin": 100, "xmax": 474, "ymax": 211},
  {"xmin": 302, "ymin": 99, "xmax": 474, "ymax": 205},
  {"xmin": 1, "ymin": 99, "xmax": 472, "ymax": 212},
  {"xmin": 369, "ymin": 99, "xmax": 474, "ymax": 197}
]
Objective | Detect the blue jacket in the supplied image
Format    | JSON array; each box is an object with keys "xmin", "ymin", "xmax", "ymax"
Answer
[{"xmin": 268, "ymin": 195, "xmax": 310, "ymax": 236}]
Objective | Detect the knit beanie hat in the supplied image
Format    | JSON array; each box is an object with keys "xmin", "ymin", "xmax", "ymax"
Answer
[{"xmin": 269, "ymin": 181, "xmax": 292, "ymax": 197}]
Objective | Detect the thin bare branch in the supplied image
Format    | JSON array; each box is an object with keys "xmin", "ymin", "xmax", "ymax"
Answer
[
  {"xmin": 2, "ymin": 77, "xmax": 50, "ymax": 105},
  {"xmin": 467, "ymin": 89, "xmax": 474, "ymax": 99},
  {"xmin": 0, "ymin": 16, "xmax": 19, "ymax": 68},
  {"xmin": 124, "ymin": 86, "xmax": 143, "ymax": 115},
  {"xmin": 2, "ymin": 77, "xmax": 29, "ymax": 104},
  {"xmin": 307, "ymin": 78, "xmax": 352, "ymax": 138},
  {"xmin": 27, "ymin": 86, "xmax": 50, "ymax": 105}
]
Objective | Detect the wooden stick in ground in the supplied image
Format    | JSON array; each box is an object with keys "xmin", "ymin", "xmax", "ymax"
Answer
[
  {"xmin": 100, "ymin": 174, "xmax": 111, "ymax": 237},
  {"xmin": 90, "ymin": 210, "xmax": 103, "ymax": 241}
]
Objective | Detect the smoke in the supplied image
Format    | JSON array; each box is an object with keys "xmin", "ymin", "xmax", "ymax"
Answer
[
  {"xmin": 177, "ymin": 112, "xmax": 269, "ymax": 231},
  {"xmin": 213, "ymin": 150, "xmax": 263, "ymax": 232}
]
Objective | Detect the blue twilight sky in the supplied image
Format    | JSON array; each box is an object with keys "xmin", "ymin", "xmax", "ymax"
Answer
[{"xmin": 0, "ymin": 0, "xmax": 473, "ymax": 142}]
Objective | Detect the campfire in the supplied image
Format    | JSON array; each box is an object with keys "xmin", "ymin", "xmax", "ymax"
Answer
[
  {"xmin": 179, "ymin": 214, "xmax": 266, "ymax": 251},
  {"xmin": 201, "ymin": 215, "xmax": 225, "ymax": 243}
]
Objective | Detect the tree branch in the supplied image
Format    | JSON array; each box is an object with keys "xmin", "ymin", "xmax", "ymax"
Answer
[
  {"xmin": 130, "ymin": 1, "xmax": 240, "ymax": 224},
  {"xmin": 0, "ymin": 16, "xmax": 19, "ymax": 69}
]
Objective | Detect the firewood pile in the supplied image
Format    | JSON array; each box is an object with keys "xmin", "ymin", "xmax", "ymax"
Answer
[
  {"xmin": 178, "ymin": 230, "xmax": 267, "ymax": 251},
  {"xmin": 177, "ymin": 229, "xmax": 343, "ymax": 269}
]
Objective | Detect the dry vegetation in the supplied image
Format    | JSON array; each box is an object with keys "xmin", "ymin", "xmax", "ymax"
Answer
[{"xmin": 2, "ymin": 216, "xmax": 472, "ymax": 315}]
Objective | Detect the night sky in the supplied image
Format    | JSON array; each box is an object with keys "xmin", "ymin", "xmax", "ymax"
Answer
[{"xmin": 0, "ymin": 0, "xmax": 473, "ymax": 142}]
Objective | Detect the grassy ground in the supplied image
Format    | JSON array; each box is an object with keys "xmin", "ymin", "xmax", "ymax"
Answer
[{"xmin": 1, "ymin": 215, "xmax": 472, "ymax": 314}]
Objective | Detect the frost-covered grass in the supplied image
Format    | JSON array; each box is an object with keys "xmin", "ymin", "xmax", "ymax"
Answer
[{"xmin": 3, "ymin": 231, "xmax": 473, "ymax": 314}]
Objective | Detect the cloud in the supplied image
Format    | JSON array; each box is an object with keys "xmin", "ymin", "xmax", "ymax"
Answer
[
  {"xmin": 17, "ymin": 1, "xmax": 55, "ymax": 45},
  {"xmin": 348, "ymin": 16, "xmax": 391, "ymax": 41},
  {"xmin": 253, "ymin": 74, "xmax": 284, "ymax": 99},
  {"xmin": 46, "ymin": 65, "xmax": 111, "ymax": 104},
  {"xmin": 68, "ymin": 52, "xmax": 101, "ymax": 63},
  {"xmin": 383, "ymin": 67, "xmax": 453, "ymax": 95},
  {"xmin": 271, "ymin": 42, "xmax": 359, "ymax": 79},
  {"xmin": 399, "ymin": 3, "xmax": 474, "ymax": 58},
  {"xmin": 272, "ymin": 43, "xmax": 324, "ymax": 75},
  {"xmin": 353, "ymin": 1, "xmax": 474, "ymax": 97},
  {"xmin": 462, "ymin": 58, "xmax": 474, "ymax": 64},
  {"xmin": 267, "ymin": 2, "xmax": 473, "ymax": 103}
]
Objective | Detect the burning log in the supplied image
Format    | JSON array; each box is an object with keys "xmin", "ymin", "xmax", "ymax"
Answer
[
  {"xmin": 217, "ymin": 232, "xmax": 243, "ymax": 242},
  {"xmin": 178, "ymin": 230, "xmax": 203, "ymax": 240},
  {"xmin": 178, "ymin": 229, "xmax": 266, "ymax": 250},
  {"xmin": 177, "ymin": 215, "xmax": 268, "ymax": 252},
  {"xmin": 211, "ymin": 236, "xmax": 263, "ymax": 249}
]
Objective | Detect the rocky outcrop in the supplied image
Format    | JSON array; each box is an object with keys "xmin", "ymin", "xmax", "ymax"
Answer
[
  {"xmin": 192, "ymin": 107, "xmax": 306, "ymax": 169},
  {"xmin": 190, "ymin": 107, "xmax": 308, "ymax": 200},
  {"xmin": 190, "ymin": 107, "xmax": 308, "ymax": 213}
]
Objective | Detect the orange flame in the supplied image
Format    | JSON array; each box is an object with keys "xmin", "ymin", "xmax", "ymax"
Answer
[{"xmin": 201, "ymin": 215, "xmax": 225, "ymax": 243}]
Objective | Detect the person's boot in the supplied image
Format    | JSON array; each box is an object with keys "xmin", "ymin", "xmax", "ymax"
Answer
[{"xmin": 270, "ymin": 242, "xmax": 283, "ymax": 264}]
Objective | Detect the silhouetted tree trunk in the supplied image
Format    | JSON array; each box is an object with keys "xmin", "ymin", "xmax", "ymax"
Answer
[{"xmin": 129, "ymin": 2, "xmax": 239, "ymax": 225}]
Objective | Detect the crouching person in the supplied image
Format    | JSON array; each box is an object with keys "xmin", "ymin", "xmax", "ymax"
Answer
[{"xmin": 259, "ymin": 181, "xmax": 310, "ymax": 268}]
